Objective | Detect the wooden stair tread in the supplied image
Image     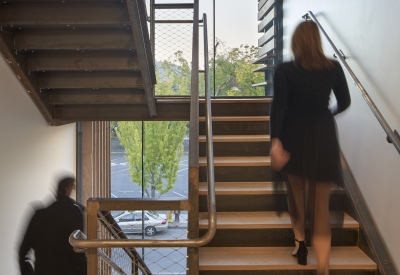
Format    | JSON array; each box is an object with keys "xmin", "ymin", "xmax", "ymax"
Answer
[
  {"xmin": 199, "ymin": 134, "xmax": 270, "ymax": 142},
  {"xmin": 198, "ymin": 211, "xmax": 358, "ymax": 229},
  {"xmin": 199, "ymin": 246, "xmax": 376, "ymax": 270},
  {"xmin": 200, "ymin": 181, "xmax": 280, "ymax": 195},
  {"xmin": 199, "ymin": 156, "xmax": 271, "ymax": 166},
  {"xmin": 199, "ymin": 116, "xmax": 269, "ymax": 122},
  {"xmin": 199, "ymin": 181, "xmax": 345, "ymax": 195}
]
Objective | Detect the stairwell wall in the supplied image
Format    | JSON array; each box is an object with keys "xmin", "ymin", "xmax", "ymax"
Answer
[
  {"xmin": 281, "ymin": 0, "xmax": 400, "ymax": 272},
  {"xmin": 0, "ymin": 57, "xmax": 76, "ymax": 274}
]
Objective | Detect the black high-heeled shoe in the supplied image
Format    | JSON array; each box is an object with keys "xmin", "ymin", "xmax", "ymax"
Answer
[{"xmin": 292, "ymin": 239, "xmax": 308, "ymax": 265}]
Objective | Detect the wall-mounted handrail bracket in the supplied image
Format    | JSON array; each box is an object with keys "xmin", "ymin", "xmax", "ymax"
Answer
[
  {"xmin": 334, "ymin": 49, "xmax": 346, "ymax": 60},
  {"xmin": 302, "ymin": 13, "xmax": 311, "ymax": 21},
  {"xmin": 386, "ymin": 130, "xmax": 400, "ymax": 144}
]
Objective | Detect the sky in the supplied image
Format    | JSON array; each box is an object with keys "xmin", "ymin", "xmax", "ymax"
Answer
[{"xmin": 154, "ymin": 0, "xmax": 260, "ymax": 49}]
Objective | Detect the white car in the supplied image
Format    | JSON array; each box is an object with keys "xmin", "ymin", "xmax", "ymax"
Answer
[{"xmin": 114, "ymin": 211, "xmax": 168, "ymax": 236}]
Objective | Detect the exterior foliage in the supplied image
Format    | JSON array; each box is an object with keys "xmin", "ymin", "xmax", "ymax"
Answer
[
  {"xmin": 211, "ymin": 43, "xmax": 264, "ymax": 96},
  {"xmin": 114, "ymin": 43, "xmax": 260, "ymax": 198},
  {"xmin": 116, "ymin": 121, "xmax": 187, "ymax": 198}
]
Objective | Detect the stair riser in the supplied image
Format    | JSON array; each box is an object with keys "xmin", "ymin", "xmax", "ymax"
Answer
[
  {"xmin": 200, "ymin": 102, "xmax": 271, "ymax": 117},
  {"xmin": 200, "ymin": 166, "xmax": 273, "ymax": 182},
  {"xmin": 199, "ymin": 142, "xmax": 270, "ymax": 157},
  {"xmin": 200, "ymin": 121, "xmax": 270, "ymax": 135},
  {"xmin": 200, "ymin": 271, "xmax": 377, "ymax": 275},
  {"xmin": 199, "ymin": 228, "xmax": 358, "ymax": 247},
  {"xmin": 199, "ymin": 194, "xmax": 345, "ymax": 212}
]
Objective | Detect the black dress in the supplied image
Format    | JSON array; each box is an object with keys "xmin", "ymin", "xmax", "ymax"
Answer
[
  {"xmin": 271, "ymin": 60, "xmax": 350, "ymax": 182},
  {"xmin": 270, "ymin": 60, "xmax": 351, "ymax": 229}
]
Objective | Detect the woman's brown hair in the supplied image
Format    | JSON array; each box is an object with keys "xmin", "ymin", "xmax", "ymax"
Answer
[{"xmin": 291, "ymin": 21, "xmax": 333, "ymax": 71}]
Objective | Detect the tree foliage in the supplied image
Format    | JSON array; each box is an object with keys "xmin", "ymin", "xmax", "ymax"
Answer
[
  {"xmin": 115, "ymin": 52, "xmax": 188, "ymax": 198},
  {"xmin": 155, "ymin": 51, "xmax": 197, "ymax": 96},
  {"xmin": 211, "ymin": 42, "xmax": 264, "ymax": 96},
  {"xmin": 114, "ymin": 43, "xmax": 262, "ymax": 198},
  {"xmin": 116, "ymin": 121, "xmax": 186, "ymax": 198}
]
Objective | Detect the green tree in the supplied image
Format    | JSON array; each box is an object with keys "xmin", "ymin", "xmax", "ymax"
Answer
[
  {"xmin": 156, "ymin": 51, "xmax": 193, "ymax": 96},
  {"xmin": 211, "ymin": 43, "xmax": 264, "ymax": 96},
  {"xmin": 117, "ymin": 121, "xmax": 187, "ymax": 198},
  {"xmin": 115, "ymin": 52, "xmax": 188, "ymax": 198},
  {"xmin": 115, "ymin": 43, "xmax": 261, "ymax": 197}
]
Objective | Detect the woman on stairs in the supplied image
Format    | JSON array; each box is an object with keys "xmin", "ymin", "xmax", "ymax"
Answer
[{"xmin": 269, "ymin": 21, "xmax": 351, "ymax": 275}]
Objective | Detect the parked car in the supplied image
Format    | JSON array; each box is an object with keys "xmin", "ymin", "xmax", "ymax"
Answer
[{"xmin": 113, "ymin": 211, "xmax": 168, "ymax": 236}]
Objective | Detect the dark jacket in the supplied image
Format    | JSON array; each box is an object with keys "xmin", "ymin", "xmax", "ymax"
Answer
[{"xmin": 19, "ymin": 197, "xmax": 87, "ymax": 275}]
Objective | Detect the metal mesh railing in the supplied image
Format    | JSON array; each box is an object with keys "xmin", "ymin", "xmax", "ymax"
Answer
[
  {"xmin": 97, "ymin": 210, "xmax": 189, "ymax": 275},
  {"xmin": 97, "ymin": 214, "xmax": 139, "ymax": 275},
  {"xmin": 154, "ymin": 7, "xmax": 194, "ymax": 96}
]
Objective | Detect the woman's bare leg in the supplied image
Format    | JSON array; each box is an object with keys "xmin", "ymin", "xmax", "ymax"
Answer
[
  {"xmin": 313, "ymin": 181, "xmax": 332, "ymax": 275},
  {"xmin": 287, "ymin": 174, "xmax": 306, "ymax": 252}
]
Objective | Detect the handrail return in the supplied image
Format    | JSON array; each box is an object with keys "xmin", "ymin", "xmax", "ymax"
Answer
[{"xmin": 304, "ymin": 11, "xmax": 400, "ymax": 154}]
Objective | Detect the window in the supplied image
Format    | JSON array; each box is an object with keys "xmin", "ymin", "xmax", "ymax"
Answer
[{"xmin": 119, "ymin": 213, "xmax": 134, "ymax": 222}]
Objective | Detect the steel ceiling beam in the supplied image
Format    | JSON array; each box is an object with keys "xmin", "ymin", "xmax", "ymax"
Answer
[
  {"xmin": 14, "ymin": 29, "xmax": 135, "ymax": 51},
  {"xmin": 37, "ymin": 71, "xmax": 144, "ymax": 89},
  {"xmin": 26, "ymin": 52, "xmax": 141, "ymax": 71},
  {"xmin": 48, "ymin": 88, "xmax": 147, "ymax": 105},
  {"xmin": 126, "ymin": 0, "xmax": 157, "ymax": 117}
]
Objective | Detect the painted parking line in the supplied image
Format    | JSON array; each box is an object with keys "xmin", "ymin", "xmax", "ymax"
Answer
[
  {"xmin": 177, "ymin": 168, "xmax": 188, "ymax": 173},
  {"xmin": 173, "ymin": 191, "xmax": 187, "ymax": 198},
  {"xmin": 111, "ymin": 168, "xmax": 129, "ymax": 175},
  {"xmin": 111, "ymin": 193, "xmax": 118, "ymax": 198}
]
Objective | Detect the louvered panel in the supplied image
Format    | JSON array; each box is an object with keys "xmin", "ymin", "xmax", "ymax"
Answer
[
  {"xmin": 258, "ymin": 25, "xmax": 275, "ymax": 47},
  {"xmin": 258, "ymin": 0, "xmax": 268, "ymax": 11},
  {"xmin": 258, "ymin": 0, "xmax": 275, "ymax": 21},
  {"xmin": 253, "ymin": 53, "xmax": 276, "ymax": 64},
  {"xmin": 252, "ymin": 64, "xmax": 275, "ymax": 73},
  {"xmin": 252, "ymin": 81, "xmax": 273, "ymax": 87},
  {"xmin": 258, "ymin": 38, "xmax": 275, "ymax": 57},
  {"xmin": 258, "ymin": 6, "xmax": 275, "ymax": 32}
]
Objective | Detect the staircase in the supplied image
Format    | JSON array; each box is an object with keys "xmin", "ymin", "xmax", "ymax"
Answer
[
  {"xmin": 197, "ymin": 98, "xmax": 377, "ymax": 274},
  {"xmin": 0, "ymin": 0, "xmax": 156, "ymax": 125}
]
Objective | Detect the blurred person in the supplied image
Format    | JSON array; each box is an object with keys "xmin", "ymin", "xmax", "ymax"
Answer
[
  {"xmin": 270, "ymin": 21, "xmax": 351, "ymax": 275},
  {"xmin": 18, "ymin": 176, "xmax": 87, "ymax": 275}
]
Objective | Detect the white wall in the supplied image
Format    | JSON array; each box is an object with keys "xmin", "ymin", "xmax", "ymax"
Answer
[
  {"xmin": 0, "ymin": 57, "xmax": 76, "ymax": 274},
  {"xmin": 281, "ymin": 0, "xmax": 400, "ymax": 271}
]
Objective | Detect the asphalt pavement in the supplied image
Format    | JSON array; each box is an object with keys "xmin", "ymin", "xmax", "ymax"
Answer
[{"xmin": 111, "ymin": 137, "xmax": 189, "ymax": 200}]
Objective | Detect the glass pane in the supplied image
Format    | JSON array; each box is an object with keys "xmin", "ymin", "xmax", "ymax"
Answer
[
  {"xmin": 143, "ymin": 121, "xmax": 188, "ymax": 199},
  {"xmin": 111, "ymin": 121, "xmax": 143, "ymax": 199},
  {"xmin": 212, "ymin": 0, "xmax": 264, "ymax": 97},
  {"xmin": 111, "ymin": 120, "xmax": 189, "ymax": 199}
]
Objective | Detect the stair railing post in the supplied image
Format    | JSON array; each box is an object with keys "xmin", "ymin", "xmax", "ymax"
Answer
[{"xmin": 188, "ymin": 0, "xmax": 200, "ymax": 274}]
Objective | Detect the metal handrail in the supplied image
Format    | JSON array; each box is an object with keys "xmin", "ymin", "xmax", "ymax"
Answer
[
  {"xmin": 69, "ymin": 12, "xmax": 216, "ymax": 248},
  {"xmin": 305, "ymin": 11, "xmax": 400, "ymax": 154},
  {"xmin": 73, "ymin": 230, "xmax": 131, "ymax": 275},
  {"xmin": 98, "ymin": 211, "xmax": 152, "ymax": 275}
]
